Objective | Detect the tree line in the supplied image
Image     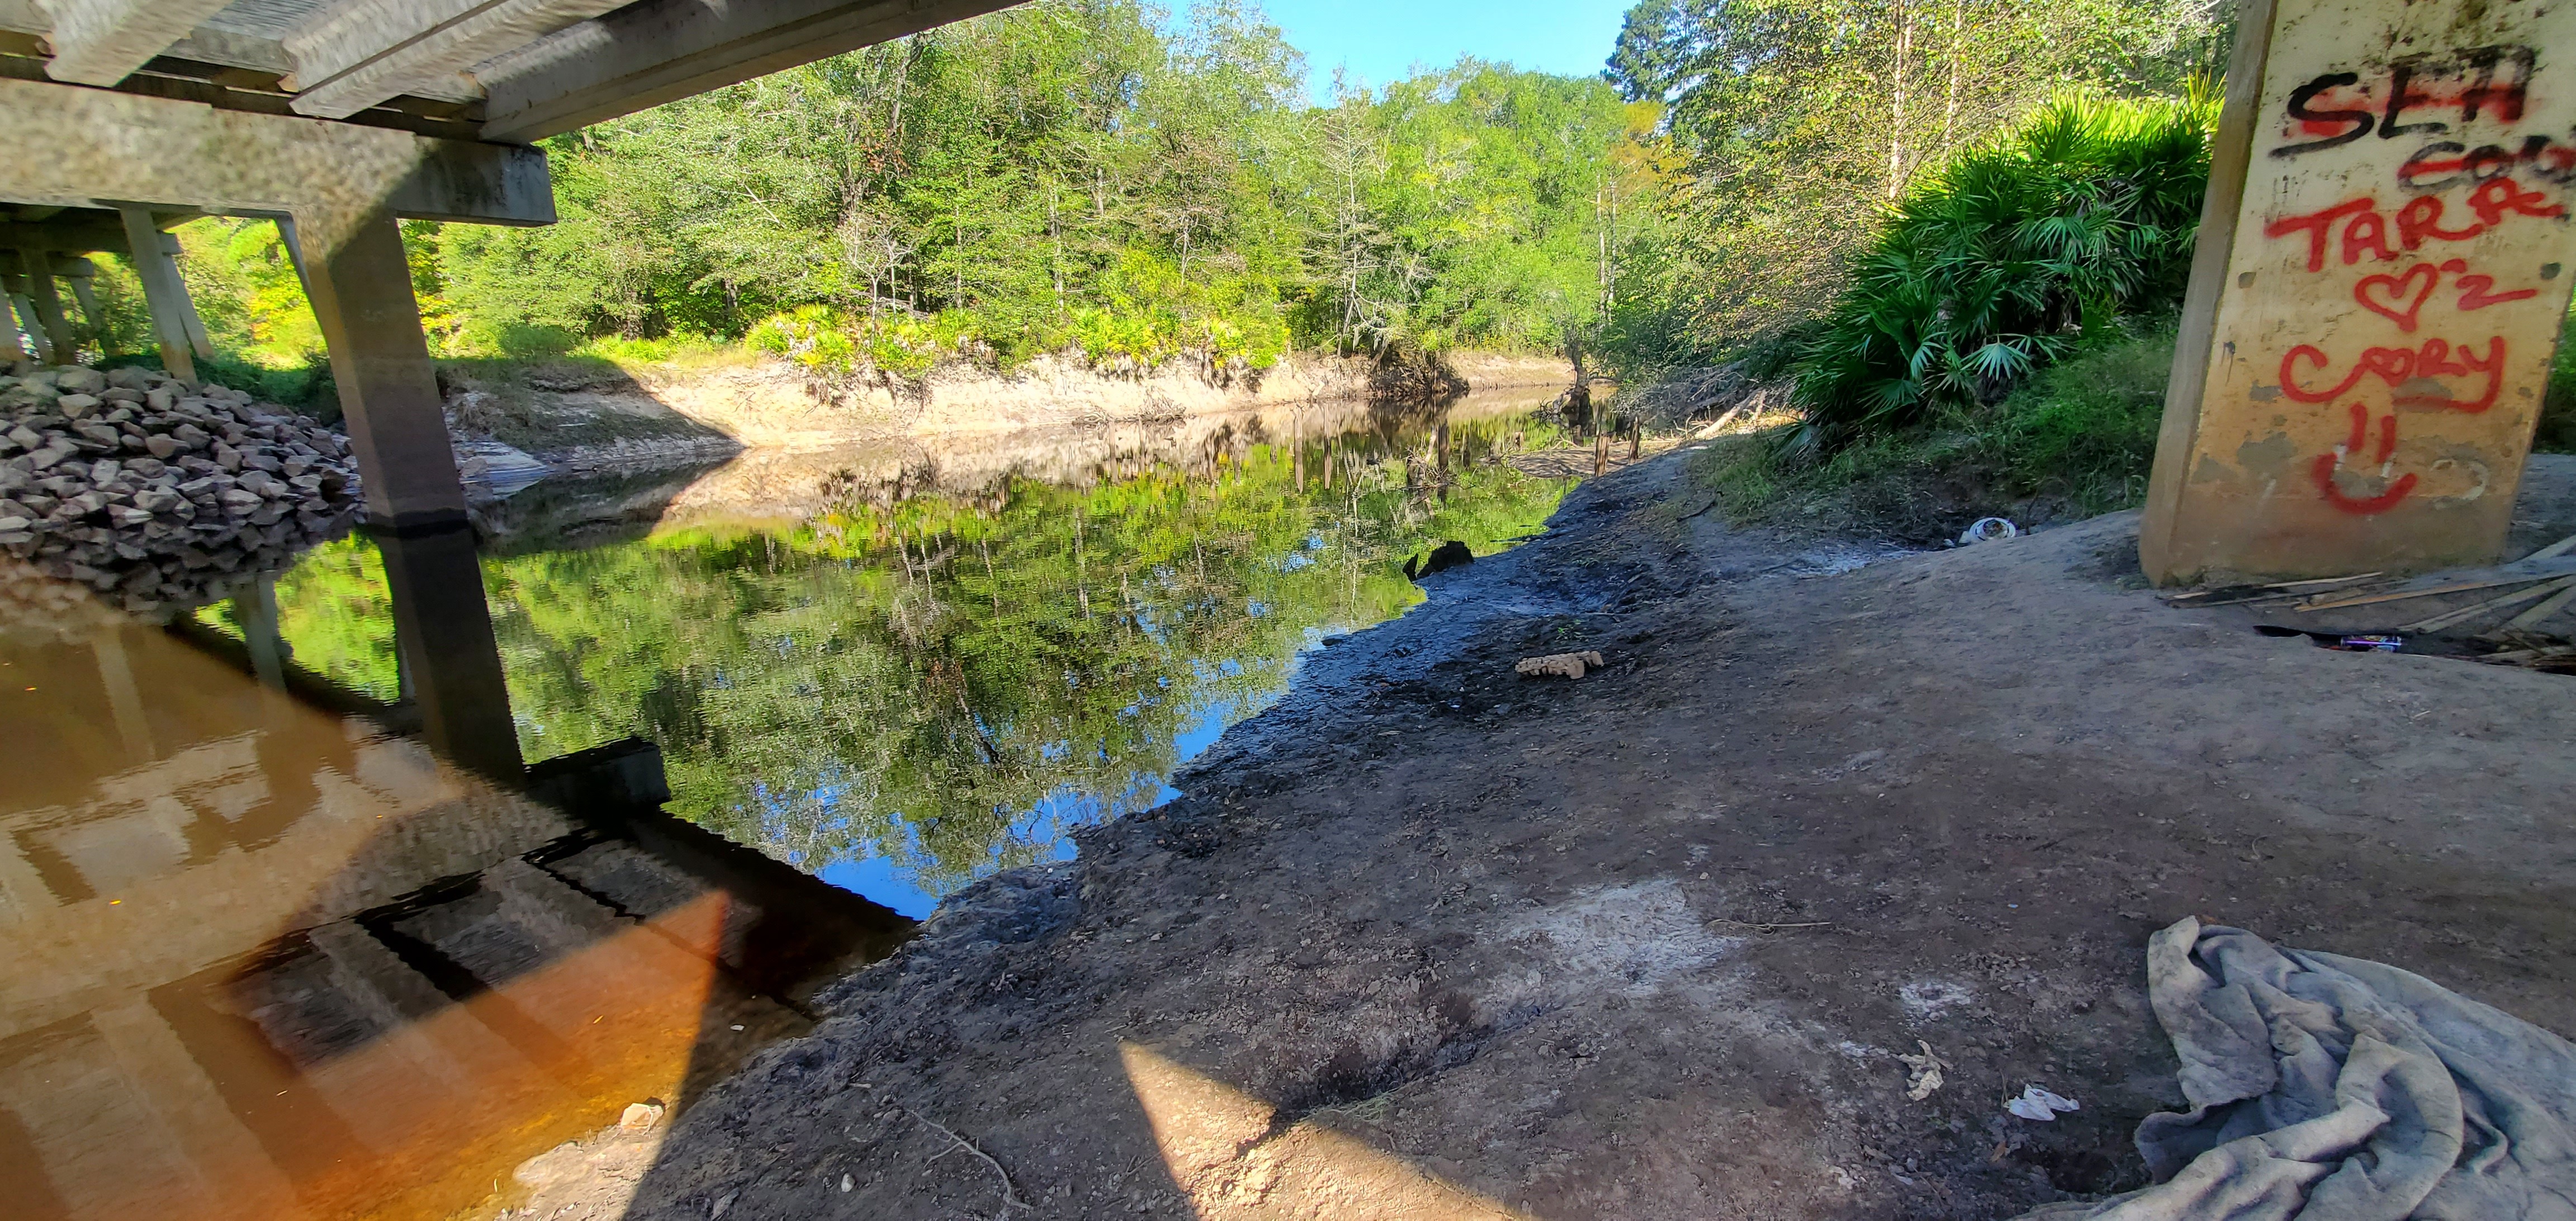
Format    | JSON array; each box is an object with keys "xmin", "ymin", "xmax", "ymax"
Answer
[
  {"xmin": 429, "ymin": 0, "xmax": 1658, "ymax": 373},
  {"xmin": 71, "ymin": 0, "xmax": 2235, "ymax": 403}
]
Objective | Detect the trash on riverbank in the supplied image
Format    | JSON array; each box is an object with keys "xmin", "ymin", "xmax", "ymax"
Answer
[
  {"xmin": 1898, "ymin": 1041, "xmax": 1950, "ymax": 1101},
  {"xmin": 2004, "ymin": 1084, "xmax": 2080, "ymax": 1120},
  {"xmin": 1516, "ymin": 650, "xmax": 1605, "ymax": 679},
  {"xmin": 1959, "ymin": 517, "xmax": 2020, "ymax": 545}
]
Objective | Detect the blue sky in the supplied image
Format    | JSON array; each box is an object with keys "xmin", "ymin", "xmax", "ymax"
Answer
[{"xmin": 1256, "ymin": 0, "xmax": 1633, "ymax": 99}]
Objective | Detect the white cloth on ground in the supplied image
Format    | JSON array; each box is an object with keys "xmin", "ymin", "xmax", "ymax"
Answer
[{"xmin": 2020, "ymin": 917, "xmax": 2576, "ymax": 1220}]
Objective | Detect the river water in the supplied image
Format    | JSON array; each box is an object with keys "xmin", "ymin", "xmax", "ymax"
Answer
[{"xmin": 0, "ymin": 389, "xmax": 1575, "ymax": 1220}]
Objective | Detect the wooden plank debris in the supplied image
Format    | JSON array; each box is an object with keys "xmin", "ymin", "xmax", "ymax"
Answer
[
  {"xmin": 2398, "ymin": 576, "xmax": 2576, "ymax": 633},
  {"xmin": 2498, "ymin": 581, "xmax": 2576, "ymax": 634},
  {"xmin": 2523, "ymin": 533, "xmax": 2576, "ymax": 563},
  {"xmin": 2290, "ymin": 557, "xmax": 2576, "ymax": 612},
  {"xmin": 2162, "ymin": 573, "xmax": 2386, "ymax": 608}
]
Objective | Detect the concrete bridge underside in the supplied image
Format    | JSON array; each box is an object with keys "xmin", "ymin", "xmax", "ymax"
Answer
[{"xmin": 0, "ymin": 0, "xmax": 1013, "ymax": 530}]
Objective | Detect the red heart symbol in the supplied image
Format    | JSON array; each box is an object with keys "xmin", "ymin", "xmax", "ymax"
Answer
[{"xmin": 2355, "ymin": 263, "xmax": 2440, "ymax": 332}]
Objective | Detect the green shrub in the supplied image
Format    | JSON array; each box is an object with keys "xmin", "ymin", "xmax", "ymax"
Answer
[
  {"xmin": 1980, "ymin": 323, "xmax": 2174, "ymax": 510},
  {"xmin": 1696, "ymin": 324, "xmax": 2178, "ymax": 538},
  {"xmin": 2541, "ymin": 302, "xmax": 2576, "ymax": 455},
  {"xmin": 1790, "ymin": 92, "xmax": 2215, "ymax": 455},
  {"xmin": 746, "ymin": 305, "xmax": 857, "ymax": 371}
]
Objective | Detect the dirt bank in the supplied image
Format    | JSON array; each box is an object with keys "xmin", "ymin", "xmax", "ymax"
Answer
[
  {"xmin": 443, "ymin": 350, "xmax": 1572, "ymax": 482},
  {"xmin": 493, "ymin": 445, "xmax": 2576, "ymax": 1221}
]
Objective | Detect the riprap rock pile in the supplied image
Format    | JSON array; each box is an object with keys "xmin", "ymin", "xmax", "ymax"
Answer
[{"xmin": 1, "ymin": 363, "xmax": 364, "ymax": 616}]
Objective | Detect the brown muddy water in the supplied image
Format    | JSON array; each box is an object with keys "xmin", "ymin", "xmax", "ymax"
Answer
[{"xmin": 0, "ymin": 390, "xmax": 1577, "ymax": 1220}]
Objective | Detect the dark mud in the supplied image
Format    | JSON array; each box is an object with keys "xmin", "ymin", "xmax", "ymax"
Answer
[{"xmin": 499, "ymin": 449, "xmax": 2576, "ymax": 1221}]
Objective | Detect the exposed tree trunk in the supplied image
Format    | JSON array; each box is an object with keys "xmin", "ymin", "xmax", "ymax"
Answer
[
  {"xmin": 1941, "ymin": 0, "xmax": 1967, "ymax": 153},
  {"xmin": 1888, "ymin": 0, "xmax": 1913, "ymax": 198}
]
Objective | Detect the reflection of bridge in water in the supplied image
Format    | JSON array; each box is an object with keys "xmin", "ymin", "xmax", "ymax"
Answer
[{"xmin": 0, "ymin": 524, "xmax": 911, "ymax": 1221}]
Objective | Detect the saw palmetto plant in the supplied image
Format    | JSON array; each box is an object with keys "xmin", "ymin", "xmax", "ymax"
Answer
[{"xmin": 1786, "ymin": 91, "xmax": 2217, "ymax": 457}]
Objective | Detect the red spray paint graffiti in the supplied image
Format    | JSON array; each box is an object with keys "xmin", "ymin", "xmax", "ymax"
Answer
[
  {"xmin": 2312, "ymin": 403, "xmax": 2421, "ymax": 514},
  {"xmin": 2279, "ymin": 336, "xmax": 2505, "ymax": 411}
]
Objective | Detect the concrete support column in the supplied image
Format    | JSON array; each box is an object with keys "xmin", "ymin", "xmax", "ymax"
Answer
[
  {"xmin": 157, "ymin": 233, "xmax": 215, "ymax": 359},
  {"xmin": 0, "ymin": 287, "xmax": 26, "ymax": 362},
  {"xmin": 87, "ymin": 998, "xmax": 313, "ymax": 1221},
  {"xmin": 92, "ymin": 625, "xmax": 157, "ymax": 761},
  {"xmin": 4, "ymin": 278, "xmax": 54, "ymax": 363},
  {"xmin": 61, "ymin": 261, "xmax": 100, "ymax": 329},
  {"xmin": 11, "ymin": 249, "xmax": 74, "ymax": 361},
  {"xmin": 229, "ymin": 575, "xmax": 287, "ymax": 690},
  {"xmin": 273, "ymin": 217, "xmax": 319, "ymax": 306},
  {"xmin": 372, "ymin": 523, "xmax": 522, "ymax": 782},
  {"xmin": 115, "ymin": 208, "xmax": 197, "ymax": 384},
  {"xmin": 2138, "ymin": 0, "xmax": 2576, "ymax": 583},
  {"xmin": 296, "ymin": 206, "xmax": 466, "ymax": 528}
]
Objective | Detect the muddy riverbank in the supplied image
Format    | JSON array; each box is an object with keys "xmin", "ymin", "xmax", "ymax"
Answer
[
  {"xmin": 442, "ymin": 349, "xmax": 1574, "ymax": 485},
  {"xmin": 490, "ymin": 442, "xmax": 2576, "ymax": 1220}
]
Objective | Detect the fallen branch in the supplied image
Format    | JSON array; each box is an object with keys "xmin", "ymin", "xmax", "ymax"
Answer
[
  {"xmin": 1708, "ymin": 919, "xmax": 1834, "ymax": 933},
  {"xmin": 866, "ymin": 1087, "xmax": 1030, "ymax": 1218}
]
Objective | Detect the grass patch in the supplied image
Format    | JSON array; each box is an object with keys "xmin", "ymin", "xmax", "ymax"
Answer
[{"xmin": 1695, "ymin": 323, "xmax": 2175, "ymax": 542}]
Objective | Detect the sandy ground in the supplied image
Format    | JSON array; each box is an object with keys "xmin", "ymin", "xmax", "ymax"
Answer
[{"xmin": 494, "ymin": 446, "xmax": 2576, "ymax": 1221}]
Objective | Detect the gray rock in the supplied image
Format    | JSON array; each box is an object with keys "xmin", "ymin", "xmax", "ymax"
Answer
[{"xmin": 57, "ymin": 394, "xmax": 101, "ymax": 417}]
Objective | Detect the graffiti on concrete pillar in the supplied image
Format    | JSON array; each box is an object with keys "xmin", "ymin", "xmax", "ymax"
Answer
[
  {"xmin": 2252, "ymin": 41, "xmax": 2571, "ymax": 517},
  {"xmin": 2141, "ymin": 0, "xmax": 2576, "ymax": 580}
]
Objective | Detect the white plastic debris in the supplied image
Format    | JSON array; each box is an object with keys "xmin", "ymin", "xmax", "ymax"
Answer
[
  {"xmin": 2006, "ymin": 1084, "xmax": 2082, "ymax": 1120},
  {"xmin": 1960, "ymin": 517, "xmax": 2021, "ymax": 545},
  {"xmin": 1898, "ymin": 1040, "xmax": 1951, "ymax": 1101}
]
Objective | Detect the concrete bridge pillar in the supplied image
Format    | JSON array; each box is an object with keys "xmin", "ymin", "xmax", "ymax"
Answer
[
  {"xmin": 10, "ymin": 249, "xmax": 75, "ymax": 361},
  {"xmin": 59, "ymin": 258, "xmax": 101, "ymax": 329},
  {"xmin": 2139, "ymin": 0, "xmax": 2576, "ymax": 584},
  {"xmin": 0, "ymin": 286, "xmax": 26, "ymax": 362},
  {"xmin": 297, "ymin": 207, "xmax": 468, "ymax": 529},
  {"xmin": 372, "ymin": 522, "xmax": 522, "ymax": 782},
  {"xmin": 115, "ymin": 208, "xmax": 202, "ymax": 384},
  {"xmin": 4, "ymin": 275, "xmax": 54, "ymax": 363}
]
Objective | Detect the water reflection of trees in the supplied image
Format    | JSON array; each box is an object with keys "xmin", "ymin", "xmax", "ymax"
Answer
[{"xmin": 251, "ymin": 411, "xmax": 1569, "ymax": 898}]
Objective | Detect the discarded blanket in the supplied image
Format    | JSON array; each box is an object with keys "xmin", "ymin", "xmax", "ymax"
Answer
[{"xmin": 2022, "ymin": 917, "xmax": 2576, "ymax": 1220}]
